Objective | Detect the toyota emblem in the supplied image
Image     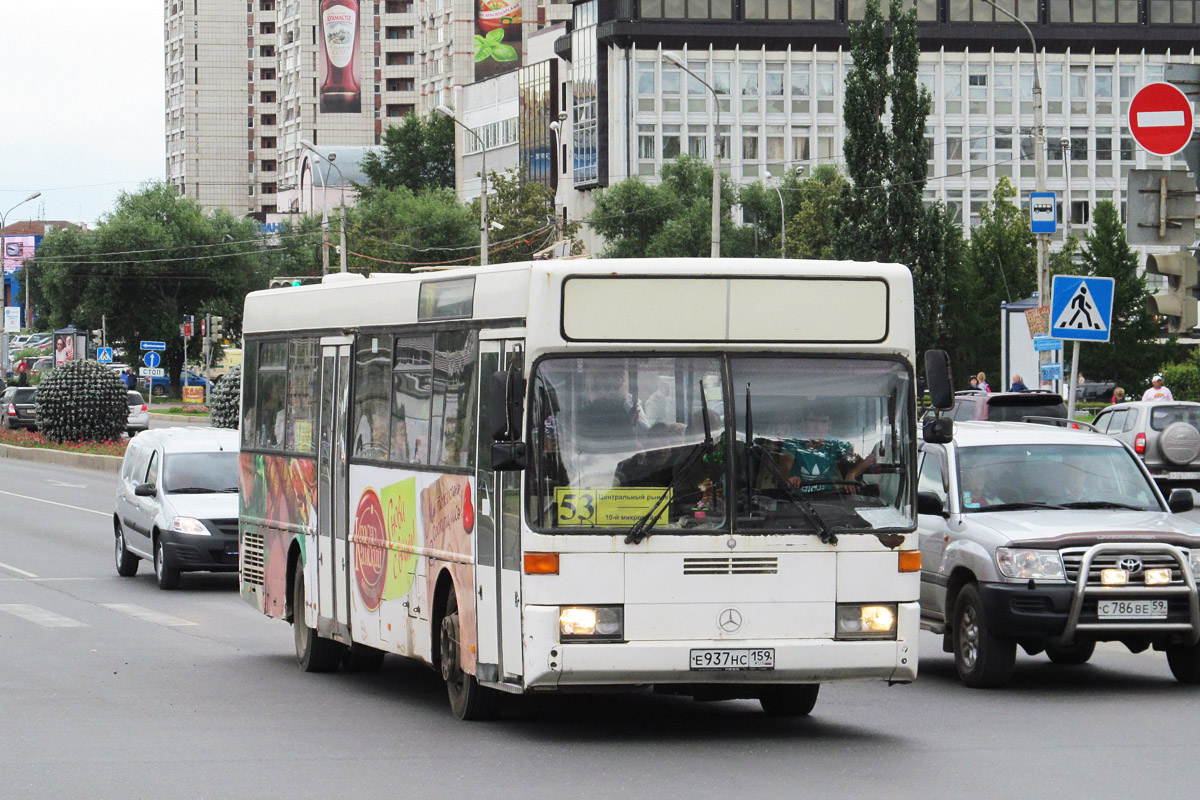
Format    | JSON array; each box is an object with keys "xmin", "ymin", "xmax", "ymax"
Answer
[
  {"xmin": 1117, "ymin": 557, "xmax": 1144, "ymax": 574},
  {"xmin": 718, "ymin": 608, "xmax": 743, "ymax": 633}
]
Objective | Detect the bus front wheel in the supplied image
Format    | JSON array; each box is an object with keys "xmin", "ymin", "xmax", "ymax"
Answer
[
  {"xmin": 439, "ymin": 591, "xmax": 502, "ymax": 720},
  {"xmin": 758, "ymin": 684, "xmax": 819, "ymax": 717},
  {"xmin": 292, "ymin": 567, "xmax": 341, "ymax": 673}
]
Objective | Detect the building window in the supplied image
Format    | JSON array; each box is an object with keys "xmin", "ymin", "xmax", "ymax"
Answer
[
  {"xmin": 262, "ymin": 183, "xmax": 277, "ymax": 195},
  {"xmin": 686, "ymin": 61, "xmax": 708, "ymax": 113},
  {"xmin": 572, "ymin": 0, "xmax": 599, "ymax": 186},
  {"xmin": 641, "ymin": 0, "xmax": 733, "ymax": 18},
  {"xmin": 662, "ymin": 64, "xmax": 682, "ymax": 113},
  {"xmin": 260, "ymin": 91, "xmax": 276, "ymax": 103},
  {"xmin": 260, "ymin": 67, "xmax": 276, "ymax": 80},
  {"xmin": 261, "ymin": 136, "xmax": 276, "ymax": 149},
  {"xmin": 637, "ymin": 124, "xmax": 656, "ymax": 176},
  {"xmin": 261, "ymin": 159, "xmax": 277, "ymax": 172},
  {"xmin": 850, "ymin": 0, "xmax": 936, "ymax": 19},
  {"xmin": 259, "ymin": 22, "xmax": 275, "ymax": 34},
  {"xmin": 385, "ymin": 0, "xmax": 413, "ymax": 10},
  {"xmin": 949, "ymin": 0, "xmax": 1037, "ymax": 20},
  {"xmin": 792, "ymin": 125, "xmax": 811, "ymax": 163},
  {"xmin": 519, "ymin": 59, "xmax": 557, "ymax": 189},
  {"xmin": 385, "ymin": 51, "xmax": 414, "ymax": 66},
  {"xmin": 815, "ymin": 62, "xmax": 835, "ymax": 114},
  {"xmin": 790, "ymin": 63, "xmax": 810, "ymax": 114},
  {"xmin": 259, "ymin": 0, "xmax": 275, "ymax": 9},
  {"xmin": 765, "ymin": 63, "xmax": 785, "ymax": 114},
  {"xmin": 261, "ymin": 113, "xmax": 276, "ymax": 125},
  {"xmin": 259, "ymin": 45, "xmax": 275, "ymax": 57}
]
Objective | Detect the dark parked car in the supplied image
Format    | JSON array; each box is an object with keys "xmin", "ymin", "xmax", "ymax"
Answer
[
  {"xmin": 946, "ymin": 389, "xmax": 1068, "ymax": 423},
  {"xmin": 1, "ymin": 387, "xmax": 38, "ymax": 431},
  {"xmin": 1076, "ymin": 381, "xmax": 1117, "ymax": 403}
]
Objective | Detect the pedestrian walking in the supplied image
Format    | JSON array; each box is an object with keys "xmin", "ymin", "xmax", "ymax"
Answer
[
  {"xmin": 15, "ymin": 360, "xmax": 29, "ymax": 387},
  {"xmin": 976, "ymin": 372, "xmax": 991, "ymax": 393},
  {"xmin": 1111, "ymin": 387, "xmax": 1125, "ymax": 404},
  {"xmin": 124, "ymin": 368, "xmax": 137, "ymax": 390},
  {"xmin": 1008, "ymin": 374, "xmax": 1028, "ymax": 392},
  {"xmin": 1142, "ymin": 374, "xmax": 1173, "ymax": 402}
]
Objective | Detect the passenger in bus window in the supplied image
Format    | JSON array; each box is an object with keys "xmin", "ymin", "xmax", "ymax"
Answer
[
  {"xmin": 779, "ymin": 406, "xmax": 866, "ymax": 493},
  {"xmin": 258, "ymin": 377, "xmax": 286, "ymax": 448}
]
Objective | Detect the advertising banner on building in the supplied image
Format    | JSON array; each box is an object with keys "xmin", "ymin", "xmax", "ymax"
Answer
[
  {"xmin": 3, "ymin": 235, "xmax": 39, "ymax": 273},
  {"xmin": 474, "ymin": 0, "xmax": 522, "ymax": 81},
  {"xmin": 319, "ymin": 0, "xmax": 362, "ymax": 113}
]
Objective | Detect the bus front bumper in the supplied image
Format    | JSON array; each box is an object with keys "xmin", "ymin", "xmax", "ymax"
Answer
[{"xmin": 522, "ymin": 602, "xmax": 919, "ymax": 689}]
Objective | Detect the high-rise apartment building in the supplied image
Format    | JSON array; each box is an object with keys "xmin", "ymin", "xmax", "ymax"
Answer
[{"xmin": 165, "ymin": 0, "xmax": 421, "ymax": 217}]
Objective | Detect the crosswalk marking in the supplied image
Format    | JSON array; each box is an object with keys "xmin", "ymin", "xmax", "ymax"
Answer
[
  {"xmin": 0, "ymin": 604, "xmax": 86, "ymax": 628},
  {"xmin": 100, "ymin": 603, "xmax": 196, "ymax": 627}
]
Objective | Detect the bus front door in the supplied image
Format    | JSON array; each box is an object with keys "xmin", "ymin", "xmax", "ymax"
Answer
[
  {"xmin": 318, "ymin": 339, "xmax": 353, "ymax": 641},
  {"xmin": 475, "ymin": 338, "xmax": 524, "ymax": 684}
]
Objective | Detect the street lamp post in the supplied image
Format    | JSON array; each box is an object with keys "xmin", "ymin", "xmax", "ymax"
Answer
[
  {"xmin": 436, "ymin": 105, "xmax": 490, "ymax": 266},
  {"xmin": 773, "ymin": 184, "xmax": 786, "ymax": 259},
  {"xmin": 300, "ymin": 140, "xmax": 332, "ymax": 274},
  {"xmin": 4, "ymin": 191, "xmax": 41, "ymax": 376},
  {"xmin": 982, "ymin": 0, "xmax": 1050, "ymax": 384},
  {"xmin": 663, "ymin": 51, "xmax": 721, "ymax": 259},
  {"xmin": 550, "ymin": 115, "xmax": 567, "ymax": 239}
]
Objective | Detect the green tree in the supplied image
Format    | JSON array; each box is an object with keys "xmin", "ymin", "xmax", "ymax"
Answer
[
  {"xmin": 947, "ymin": 176, "xmax": 1037, "ymax": 381},
  {"xmin": 1076, "ymin": 200, "xmax": 1168, "ymax": 385},
  {"xmin": 345, "ymin": 186, "xmax": 476, "ymax": 271},
  {"xmin": 483, "ymin": 171, "xmax": 580, "ymax": 263},
  {"xmin": 913, "ymin": 201, "xmax": 966, "ymax": 360},
  {"xmin": 358, "ymin": 112, "xmax": 455, "ymax": 196},
  {"xmin": 30, "ymin": 183, "xmax": 275, "ymax": 396},
  {"xmin": 781, "ymin": 164, "xmax": 848, "ymax": 260}
]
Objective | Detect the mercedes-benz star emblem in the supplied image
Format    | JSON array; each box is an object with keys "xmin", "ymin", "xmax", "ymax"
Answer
[
  {"xmin": 1118, "ymin": 557, "xmax": 1144, "ymax": 574},
  {"xmin": 718, "ymin": 608, "xmax": 743, "ymax": 633}
]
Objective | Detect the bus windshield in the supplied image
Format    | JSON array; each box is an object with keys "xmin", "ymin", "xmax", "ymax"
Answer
[{"xmin": 526, "ymin": 355, "xmax": 914, "ymax": 534}]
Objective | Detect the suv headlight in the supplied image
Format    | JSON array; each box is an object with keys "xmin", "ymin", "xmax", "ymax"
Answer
[
  {"xmin": 1189, "ymin": 550, "xmax": 1200, "ymax": 579},
  {"xmin": 170, "ymin": 516, "xmax": 210, "ymax": 536},
  {"xmin": 997, "ymin": 548, "xmax": 1064, "ymax": 580}
]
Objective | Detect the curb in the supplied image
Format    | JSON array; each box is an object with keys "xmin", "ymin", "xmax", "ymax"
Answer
[
  {"xmin": 148, "ymin": 412, "xmax": 212, "ymax": 422},
  {"xmin": 0, "ymin": 442, "xmax": 123, "ymax": 474}
]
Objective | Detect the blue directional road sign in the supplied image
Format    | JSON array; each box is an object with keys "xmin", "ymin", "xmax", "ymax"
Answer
[
  {"xmin": 97, "ymin": 347, "xmax": 113, "ymax": 363},
  {"xmin": 1030, "ymin": 192, "xmax": 1057, "ymax": 234},
  {"xmin": 1051, "ymin": 275, "xmax": 1115, "ymax": 343},
  {"xmin": 141, "ymin": 340, "xmax": 166, "ymax": 351},
  {"xmin": 143, "ymin": 351, "xmax": 161, "ymax": 369},
  {"xmin": 1032, "ymin": 335, "xmax": 1062, "ymax": 352}
]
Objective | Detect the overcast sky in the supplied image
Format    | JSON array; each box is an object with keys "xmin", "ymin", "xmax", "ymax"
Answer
[{"xmin": 0, "ymin": 2, "xmax": 165, "ymax": 228}]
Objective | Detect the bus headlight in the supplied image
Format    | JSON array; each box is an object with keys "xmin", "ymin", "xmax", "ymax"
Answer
[
  {"xmin": 835, "ymin": 604, "xmax": 897, "ymax": 639},
  {"xmin": 170, "ymin": 516, "xmax": 210, "ymax": 536},
  {"xmin": 559, "ymin": 606, "xmax": 623, "ymax": 641},
  {"xmin": 996, "ymin": 548, "xmax": 1064, "ymax": 581}
]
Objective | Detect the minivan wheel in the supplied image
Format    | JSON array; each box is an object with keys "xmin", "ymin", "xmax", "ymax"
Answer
[
  {"xmin": 154, "ymin": 537, "xmax": 180, "ymax": 590},
  {"xmin": 953, "ymin": 583, "xmax": 1016, "ymax": 688},
  {"xmin": 114, "ymin": 522, "xmax": 138, "ymax": 577}
]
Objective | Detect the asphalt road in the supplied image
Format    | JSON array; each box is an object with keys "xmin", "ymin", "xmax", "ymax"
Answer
[{"xmin": 2, "ymin": 458, "xmax": 1199, "ymax": 800}]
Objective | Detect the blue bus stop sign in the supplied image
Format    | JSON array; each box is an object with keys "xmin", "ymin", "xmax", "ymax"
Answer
[{"xmin": 1030, "ymin": 192, "xmax": 1057, "ymax": 234}]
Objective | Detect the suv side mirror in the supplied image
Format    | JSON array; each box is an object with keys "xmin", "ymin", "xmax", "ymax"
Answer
[
  {"xmin": 134, "ymin": 483, "xmax": 157, "ymax": 498},
  {"xmin": 917, "ymin": 490, "xmax": 946, "ymax": 517},
  {"xmin": 1168, "ymin": 488, "xmax": 1194, "ymax": 513},
  {"xmin": 924, "ymin": 350, "xmax": 954, "ymax": 411},
  {"xmin": 923, "ymin": 416, "xmax": 954, "ymax": 444}
]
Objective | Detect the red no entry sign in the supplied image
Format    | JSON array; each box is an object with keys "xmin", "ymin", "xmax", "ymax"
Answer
[{"xmin": 1128, "ymin": 81, "xmax": 1194, "ymax": 156}]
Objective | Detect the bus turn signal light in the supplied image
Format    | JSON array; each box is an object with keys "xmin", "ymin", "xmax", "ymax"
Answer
[
  {"xmin": 898, "ymin": 551, "xmax": 921, "ymax": 572},
  {"xmin": 524, "ymin": 553, "xmax": 560, "ymax": 575}
]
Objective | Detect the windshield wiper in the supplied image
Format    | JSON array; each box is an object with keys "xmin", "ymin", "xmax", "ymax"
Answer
[
  {"xmin": 974, "ymin": 501, "xmax": 1066, "ymax": 512},
  {"xmin": 1060, "ymin": 500, "xmax": 1146, "ymax": 510},
  {"xmin": 744, "ymin": 384, "xmax": 836, "ymax": 545},
  {"xmin": 169, "ymin": 487, "xmax": 218, "ymax": 494},
  {"xmin": 625, "ymin": 379, "xmax": 715, "ymax": 545},
  {"xmin": 218, "ymin": 487, "xmax": 239, "ymax": 493}
]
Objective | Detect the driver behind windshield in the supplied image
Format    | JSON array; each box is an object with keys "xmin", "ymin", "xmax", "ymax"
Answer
[{"xmin": 779, "ymin": 405, "xmax": 867, "ymax": 493}]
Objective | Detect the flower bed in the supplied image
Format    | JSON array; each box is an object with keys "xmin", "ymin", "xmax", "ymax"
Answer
[
  {"xmin": 0, "ymin": 427, "xmax": 128, "ymax": 457},
  {"xmin": 150, "ymin": 406, "xmax": 211, "ymax": 415}
]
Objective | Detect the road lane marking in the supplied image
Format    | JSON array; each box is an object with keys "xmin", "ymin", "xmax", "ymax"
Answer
[
  {"xmin": 0, "ymin": 561, "xmax": 39, "ymax": 579},
  {"xmin": 0, "ymin": 604, "xmax": 86, "ymax": 627},
  {"xmin": 45, "ymin": 479, "xmax": 87, "ymax": 489},
  {"xmin": 0, "ymin": 489, "xmax": 108, "ymax": 517},
  {"xmin": 100, "ymin": 603, "xmax": 196, "ymax": 627}
]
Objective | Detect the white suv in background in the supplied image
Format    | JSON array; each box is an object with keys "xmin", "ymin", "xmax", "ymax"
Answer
[{"xmin": 112, "ymin": 427, "xmax": 240, "ymax": 589}]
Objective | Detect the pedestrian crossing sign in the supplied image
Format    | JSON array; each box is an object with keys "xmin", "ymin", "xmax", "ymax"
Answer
[{"xmin": 1050, "ymin": 275, "xmax": 1115, "ymax": 342}]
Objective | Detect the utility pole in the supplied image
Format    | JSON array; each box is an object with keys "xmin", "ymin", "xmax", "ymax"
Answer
[{"xmin": 1062, "ymin": 138, "xmax": 1072, "ymax": 242}]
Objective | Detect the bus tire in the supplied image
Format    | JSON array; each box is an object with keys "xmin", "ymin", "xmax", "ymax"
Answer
[
  {"xmin": 758, "ymin": 684, "xmax": 819, "ymax": 717},
  {"xmin": 153, "ymin": 536, "xmax": 180, "ymax": 590},
  {"xmin": 953, "ymin": 583, "xmax": 1016, "ymax": 688},
  {"xmin": 342, "ymin": 643, "xmax": 385, "ymax": 673},
  {"xmin": 439, "ymin": 591, "xmax": 503, "ymax": 720},
  {"xmin": 114, "ymin": 519, "xmax": 138, "ymax": 577},
  {"xmin": 292, "ymin": 567, "xmax": 341, "ymax": 673}
]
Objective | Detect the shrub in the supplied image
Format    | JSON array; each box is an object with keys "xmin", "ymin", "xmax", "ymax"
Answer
[
  {"xmin": 35, "ymin": 360, "xmax": 129, "ymax": 443},
  {"xmin": 210, "ymin": 364, "xmax": 241, "ymax": 430},
  {"xmin": 1161, "ymin": 363, "xmax": 1200, "ymax": 402}
]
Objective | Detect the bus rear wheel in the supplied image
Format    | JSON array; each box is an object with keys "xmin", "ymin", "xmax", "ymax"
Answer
[
  {"xmin": 439, "ymin": 591, "xmax": 502, "ymax": 720},
  {"xmin": 292, "ymin": 567, "xmax": 341, "ymax": 673},
  {"xmin": 759, "ymin": 684, "xmax": 820, "ymax": 717}
]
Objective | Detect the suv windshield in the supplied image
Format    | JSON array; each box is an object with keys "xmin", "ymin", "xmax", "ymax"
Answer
[
  {"xmin": 526, "ymin": 355, "xmax": 914, "ymax": 534},
  {"xmin": 957, "ymin": 444, "xmax": 1159, "ymax": 512},
  {"xmin": 1150, "ymin": 405, "xmax": 1200, "ymax": 431},
  {"xmin": 164, "ymin": 452, "xmax": 240, "ymax": 493}
]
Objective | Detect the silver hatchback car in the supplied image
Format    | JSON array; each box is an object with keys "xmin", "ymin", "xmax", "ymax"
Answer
[
  {"xmin": 112, "ymin": 427, "xmax": 240, "ymax": 589},
  {"xmin": 917, "ymin": 421, "xmax": 1200, "ymax": 687}
]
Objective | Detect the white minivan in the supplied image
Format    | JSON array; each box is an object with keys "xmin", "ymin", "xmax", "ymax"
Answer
[{"xmin": 113, "ymin": 427, "xmax": 240, "ymax": 589}]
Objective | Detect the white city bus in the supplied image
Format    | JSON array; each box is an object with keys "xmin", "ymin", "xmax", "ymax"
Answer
[{"xmin": 238, "ymin": 258, "xmax": 922, "ymax": 719}]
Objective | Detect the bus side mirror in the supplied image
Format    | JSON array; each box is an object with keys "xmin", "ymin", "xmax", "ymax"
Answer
[
  {"xmin": 925, "ymin": 350, "xmax": 954, "ymax": 411},
  {"xmin": 923, "ymin": 417, "xmax": 954, "ymax": 444},
  {"xmin": 489, "ymin": 369, "xmax": 526, "ymax": 442},
  {"xmin": 491, "ymin": 442, "xmax": 528, "ymax": 471}
]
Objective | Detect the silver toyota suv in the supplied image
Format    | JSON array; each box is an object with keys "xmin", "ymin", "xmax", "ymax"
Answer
[{"xmin": 917, "ymin": 421, "xmax": 1200, "ymax": 687}]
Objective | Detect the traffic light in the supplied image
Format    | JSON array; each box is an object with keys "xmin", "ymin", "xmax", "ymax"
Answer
[
  {"xmin": 90, "ymin": 329, "xmax": 103, "ymax": 347},
  {"xmin": 210, "ymin": 315, "xmax": 224, "ymax": 337},
  {"xmin": 1146, "ymin": 250, "xmax": 1200, "ymax": 334},
  {"xmin": 268, "ymin": 276, "xmax": 320, "ymax": 289}
]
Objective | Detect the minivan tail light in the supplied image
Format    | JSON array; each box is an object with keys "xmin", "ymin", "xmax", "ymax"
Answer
[{"xmin": 1135, "ymin": 432, "xmax": 1146, "ymax": 455}]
